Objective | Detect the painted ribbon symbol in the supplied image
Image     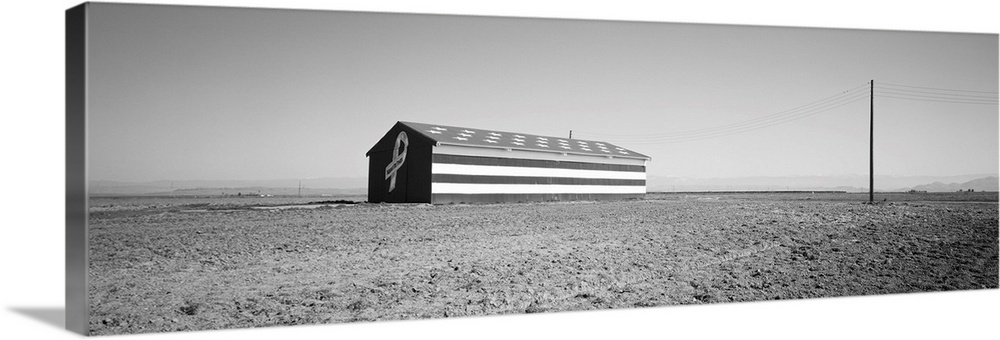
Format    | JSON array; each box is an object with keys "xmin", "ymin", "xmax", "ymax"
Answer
[{"xmin": 384, "ymin": 131, "xmax": 408, "ymax": 192}]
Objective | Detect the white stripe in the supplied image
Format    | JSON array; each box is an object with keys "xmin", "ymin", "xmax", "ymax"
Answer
[
  {"xmin": 432, "ymin": 183, "xmax": 647, "ymax": 194},
  {"xmin": 432, "ymin": 163, "xmax": 646, "ymax": 180}
]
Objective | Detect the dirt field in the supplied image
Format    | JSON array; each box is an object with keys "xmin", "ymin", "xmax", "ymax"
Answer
[{"xmin": 87, "ymin": 192, "xmax": 999, "ymax": 335}]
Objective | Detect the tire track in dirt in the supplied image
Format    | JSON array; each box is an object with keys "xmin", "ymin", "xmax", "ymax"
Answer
[{"xmin": 697, "ymin": 241, "xmax": 782, "ymax": 268}]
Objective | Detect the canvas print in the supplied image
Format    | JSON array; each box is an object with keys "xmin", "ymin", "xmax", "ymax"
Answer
[{"xmin": 68, "ymin": 2, "xmax": 998, "ymax": 336}]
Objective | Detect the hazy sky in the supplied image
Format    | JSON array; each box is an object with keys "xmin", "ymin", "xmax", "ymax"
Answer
[{"xmin": 86, "ymin": 3, "xmax": 998, "ymax": 182}]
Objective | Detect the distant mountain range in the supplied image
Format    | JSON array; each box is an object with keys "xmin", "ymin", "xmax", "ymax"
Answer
[
  {"xmin": 646, "ymin": 174, "xmax": 998, "ymax": 193},
  {"xmin": 89, "ymin": 177, "xmax": 367, "ymax": 196},
  {"xmin": 907, "ymin": 177, "xmax": 998, "ymax": 192},
  {"xmin": 90, "ymin": 174, "xmax": 998, "ymax": 196}
]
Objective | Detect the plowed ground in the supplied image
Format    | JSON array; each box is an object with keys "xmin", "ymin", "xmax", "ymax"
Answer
[{"xmin": 88, "ymin": 193, "xmax": 999, "ymax": 335}]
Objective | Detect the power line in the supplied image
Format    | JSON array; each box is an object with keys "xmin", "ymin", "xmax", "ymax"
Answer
[
  {"xmin": 874, "ymin": 88, "xmax": 997, "ymax": 102},
  {"xmin": 580, "ymin": 91, "xmax": 870, "ymax": 144},
  {"xmin": 875, "ymin": 94, "xmax": 999, "ymax": 105},
  {"xmin": 873, "ymin": 92, "xmax": 998, "ymax": 104},
  {"xmin": 577, "ymin": 82, "xmax": 870, "ymax": 140},
  {"xmin": 643, "ymin": 94, "xmax": 871, "ymax": 143},
  {"xmin": 873, "ymin": 81, "xmax": 997, "ymax": 105},
  {"xmin": 873, "ymin": 91, "xmax": 998, "ymax": 104},
  {"xmin": 576, "ymin": 98, "xmax": 867, "ymax": 143},
  {"xmin": 574, "ymin": 80, "xmax": 994, "ymax": 146},
  {"xmin": 598, "ymin": 95, "xmax": 868, "ymax": 142},
  {"xmin": 875, "ymin": 87, "xmax": 998, "ymax": 100},
  {"xmin": 869, "ymin": 80, "xmax": 992, "ymax": 203},
  {"xmin": 879, "ymin": 81, "xmax": 997, "ymax": 94},
  {"xmin": 616, "ymin": 93, "xmax": 870, "ymax": 143},
  {"xmin": 579, "ymin": 82, "xmax": 869, "ymax": 139},
  {"xmin": 877, "ymin": 86, "xmax": 999, "ymax": 98}
]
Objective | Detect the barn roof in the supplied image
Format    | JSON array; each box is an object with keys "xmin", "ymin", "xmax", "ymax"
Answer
[{"xmin": 397, "ymin": 121, "xmax": 651, "ymax": 160}]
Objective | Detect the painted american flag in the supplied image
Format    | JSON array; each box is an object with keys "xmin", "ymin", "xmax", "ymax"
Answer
[
  {"xmin": 401, "ymin": 121, "xmax": 650, "ymax": 160},
  {"xmin": 390, "ymin": 122, "xmax": 650, "ymax": 203}
]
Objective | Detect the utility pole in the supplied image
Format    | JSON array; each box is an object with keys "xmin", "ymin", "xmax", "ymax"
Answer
[
  {"xmin": 869, "ymin": 80, "xmax": 874, "ymax": 203},
  {"xmin": 298, "ymin": 180, "xmax": 302, "ymax": 197}
]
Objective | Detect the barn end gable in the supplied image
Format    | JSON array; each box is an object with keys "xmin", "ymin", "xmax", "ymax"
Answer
[
  {"xmin": 366, "ymin": 122, "xmax": 437, "ymax": 203},
  {"xmin": 365, "ymin": 121, "xmax": 437, "ymax": 157}
]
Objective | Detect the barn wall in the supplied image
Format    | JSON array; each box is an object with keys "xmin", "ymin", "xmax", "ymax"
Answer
[
  {"xmin": 430, "ymin": 146, "xmax": 648, "ymax": 204},
  {"xmin": 367, "ymin": 123, "xmax": 434, "ymax": 203},
  {"xmin": 432, "ymin": 193, "xmax": 644, "ymax": 203}
]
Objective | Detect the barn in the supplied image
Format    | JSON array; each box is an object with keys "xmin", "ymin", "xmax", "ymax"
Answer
[{"xmin": 366, "ymin": 121, "xmax": 651, "ymax": 204}]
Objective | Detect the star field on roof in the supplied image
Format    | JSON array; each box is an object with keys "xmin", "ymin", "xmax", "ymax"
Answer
[{"xmin": 399, "ymin": 121, "xmax": 650, "ymax": 160}]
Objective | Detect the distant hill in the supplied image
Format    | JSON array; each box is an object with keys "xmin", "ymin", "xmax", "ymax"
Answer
[
  {"xmin": 158, "ymin": 187, "xmax": 365, "ymax": 196},
  {"xmin": 90, "ymin": 177, "xmax": 367, "ymax": 196},
  {"xmin": 90, "ymin": 174, "xmax": 999, "ymax": 195},
  {"xmin": 647, "ymin": 174, "xmax": 998, "ymax": 192},
  {"xmin": 907, "ymin": 177, "xmax": 998, "ymax": 192}
]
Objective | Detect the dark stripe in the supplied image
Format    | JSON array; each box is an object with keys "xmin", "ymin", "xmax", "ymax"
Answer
[
  {"xmin": 432, "ymin": 174, "xmax": 645, "ymax": 186},
  {"xmin": 433, "ymin": 154, "xmax": 645, "ymax": 172},
  {"xmin": 432, "ymin": 193, "xmax": 645, "ymax": 204}
]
